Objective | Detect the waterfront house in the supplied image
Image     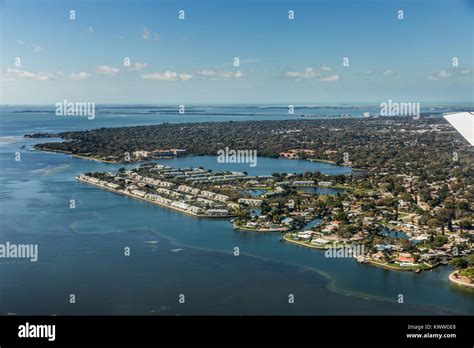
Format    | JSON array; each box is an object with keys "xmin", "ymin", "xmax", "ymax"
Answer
[
  {"xmin": 297, "ymin": 231, "xmax": 312, "ymax": 241},
  {"xmin": 131, "ymin": 190, "xmax": 147, "ymax": 198},
  {"xmin": 372, "ymin": 251, "xmax": 385, "ymax": 261},
  {"xmin": 106, "ymin": 182, "xmax": 120, "ymax": 189},
  {"xmin": 133, "ymin": 150, "xmax": 150, "ymax": 159},
  {"xmin": 187, "ymin": 205, "xmax": 204, "ymax": 214},
  {"xmin": 171, "ymin": 201, "xmax": 190, "ymax": 210},
  {"xmin": 396, "ymin": 255, "xmax": 415, "ymax": 265},
  {"xmin": 171, "ymin": 149, "xmax": 187, "ymax": 156},
  {"xmin": 311, "ymin": 238, "xmax": 331, "ymax": 246}
]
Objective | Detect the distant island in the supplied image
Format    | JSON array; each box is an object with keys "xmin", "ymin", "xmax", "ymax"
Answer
[{"xmin": 28, "ymin": 116, "xmax": 474, "ymax": 281}]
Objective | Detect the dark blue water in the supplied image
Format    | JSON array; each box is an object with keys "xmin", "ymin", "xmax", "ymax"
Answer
[{"xmin": 1, "ymin": 105, "xmax": 473, "ymax": 315}]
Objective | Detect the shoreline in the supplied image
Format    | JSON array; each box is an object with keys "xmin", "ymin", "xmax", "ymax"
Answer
[
  {"xmin": 35, "ymin": 145, "xmax": 368, "ymax": 172},
  {"xmin": 283, "ymin": 235, "xmax": 437, "ymax": 273},
  {"xmin": 36, "ymin": 147, "xmax": 123, "ymax": 163},
  {"xmin": 449, "ymin": 271, "xmax": 474, "ymax": 289},
  {"xmin": 76, "ymin": 177, "xmax": 233, "ymax": 218},
  {"xmin": 233, "ymin": 222, "xmax": 289, "ymax": 232},
  {"xmin": 307, "ymin": 158, "xmax": 367, "ymax": 171},
  {"xmin": 366, "ymin": 260, "xmax": 436, "ymax": 272},
  {"xmin": 283, "ymin": 235, "xmax": 331, "ymax": 249}
]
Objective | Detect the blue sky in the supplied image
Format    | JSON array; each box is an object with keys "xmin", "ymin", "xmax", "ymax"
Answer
[{"xmin": 1, "ymin": 0, "xmax": 473, "ymax": 104}]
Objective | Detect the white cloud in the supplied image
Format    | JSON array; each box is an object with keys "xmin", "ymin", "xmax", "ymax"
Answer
[
  {"xmin": 70, "ymin": 72, "xmax": 91, "ymax": 80},
  {"xmin": 141, "ymin": 71, "xmax": 192, "ymax": 81},
  {"xmin": 96, "ymin": 65, "xmax": 120, "ymax": 76},
  {"xmin": 88, "ymin": 26, "xmax": 94, "ymax": 33},
  {"xmin": 319, "ymin": 74, "xmax": 340, "ymax": 82},
  {"xmin": 383, "ymin": 69, "xmax": 395, "ymax": 77},
  {"xmin": 142, "ymin": 27, "xmax": 159, "ymax": 41},
  {"xmin": 178, "ymin": 73, "xmax": 193, "ymax": 81},
  {"xmin": 428, "ymin": 69, "xmax": 452, "ymax": 80},
  {"xmin": 321, "ymin": 64, "xmax": 333, "ymax": 71},
  {"xmin": 31, "ymin": 44, "xmax": 43, "ymax": 53},
  {"xmin": 198, "ymin": 69, "xmax": 245, "ymax": 79},
  {"xmin": 142, "ymin": 27, "xmax": 150, "ymax": 39},
  {"xmin": 5, "ymin": 68, "xmax": 56, "ymax": 81},
  {"xmin": 438, "ymin": 69, "xmax": 452, "ymax": 78},
  {"xmin": 286, "ymin": 67, "xmax": 318, "ymax": 79},
  {"xmin": 286, "ymin": 67, "xmax": 339, "ymax": 81},
  {"xmin": 17, "ymin": 40, "xmax": 43, "ymax": 52},
  {"xmin": 428, "ymin": 67, "xmax": 472, "ymax": 80},
  {"xmin": 285, "ymin": 71, "xmax": 301, "ymax": 78},
  {"xmin": 130, "ymin": 62, "xmax": 149, "ymax": 71}
]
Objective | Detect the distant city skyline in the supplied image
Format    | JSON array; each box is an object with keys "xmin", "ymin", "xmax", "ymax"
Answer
[{"xmin": 1, "ymin": 0, "xmax": 473, "ymax": 104}]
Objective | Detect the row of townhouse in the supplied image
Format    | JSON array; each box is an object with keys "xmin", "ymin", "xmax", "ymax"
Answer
[
  {"xmin": 197, "ymin": 197, "xmax": 216, "ymax": 206},
  {"xmin": 162, "ymin": 171, "xmax": 184, "ymax": 177},
  {"xmin": 145, "ymin": 193, "xmax": 204, "ymax": 214},
  {"xmin": 131, "ymin": 189, "xmax": 147, "ymax": 197},
  {"xmin": 133, "ymin": 149, "xmax": 187, "ymax": 159},
  {"xmin": 140, "ymin": 176, "xmax": 174, "ymax": 188},
  {"xmin": 177, "ymin": 185, "xmax": 201, "ymax": 195},
  {"xmin": 185, "ymin": 177, "xmax": 209, "ymax": 183},
  {"xmin": 156, "ymin": 187, "xmax": 182, "ymax": 199},
  {"xmin": 205, "ymin": 209, "xmax": 229, "ymax": 217},
  {"xmin": 184, "ymin": 169, "xmax": 206, "ymax": 175},
  {"xmin": 78, "ymin": 175, "xmax": 100, "ymax": 184},
  {"xmin": 292, "ymin": 180, "xmax": 315, "ymax": 186},
  {"xmin": 199, "ymin": 190, "xmax": 230, "ymax": 202},
  {"xmin": 145, "ymin": 193, "xmax": 172, "ymax": 206},
  {"xmin": 77, "ymin": 175, "xmax": 120, "ymax": 190}
]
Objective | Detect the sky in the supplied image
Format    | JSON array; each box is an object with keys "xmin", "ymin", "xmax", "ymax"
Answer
[{"xmin": 0, "ymin": 0, "xmax": 473, "ymax": 104}]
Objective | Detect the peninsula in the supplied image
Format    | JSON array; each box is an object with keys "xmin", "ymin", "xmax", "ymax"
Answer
[{"xmin": 30, "ymin": 116, "xmax": 474, "ymax": 280}]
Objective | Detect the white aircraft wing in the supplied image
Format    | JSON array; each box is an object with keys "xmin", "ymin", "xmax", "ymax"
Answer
[{"xmin": 443, "ymin": 112, "xmax": 474, "ymax": 146}]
